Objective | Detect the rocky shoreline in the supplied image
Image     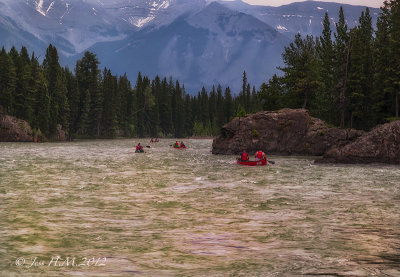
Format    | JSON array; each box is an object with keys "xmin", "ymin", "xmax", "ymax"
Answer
[
  {"xmin": 0, "ymin": 111, "xmax": 66, "ymax": 142},
  {"xmin": 316, "ymin": 120, "xmax": 400, "ymax": 164},
  {"xmin": 0, "ymin": 113, "xmax": 34, "ymax": 142},
  {"xmin": 212, "ymin": 109, "xmax": 400, "ymax": 165}
]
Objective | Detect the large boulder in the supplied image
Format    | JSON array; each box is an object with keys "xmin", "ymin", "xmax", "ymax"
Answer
[
  {"xmin": 212, "ymin": 109, "xmax": 364, "ymax": 155},
  {"xmin": 316, "ymin": 121, "xmax": 400, "ymax": 164},
  {"xmin": 0, "ymin": 113, "xmax": 33, "ymax": 142}
]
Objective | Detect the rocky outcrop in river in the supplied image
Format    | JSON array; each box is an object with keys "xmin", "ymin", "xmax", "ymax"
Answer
[
  {"xmin": 316, "ymin": 120, "xmax": 400, "ymax": 164},
  {"xmin": 0, "ymin": 113, "xmax": 33, "ymax": 142},
  {"xmin": 212, "ymin": 109, "xmax": 364, "ymax": 156}
]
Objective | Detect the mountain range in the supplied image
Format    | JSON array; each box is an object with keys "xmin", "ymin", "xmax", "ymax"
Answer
[{"xmin": 0, "ymin": 0, "xmax": 380, "ymax": 93}]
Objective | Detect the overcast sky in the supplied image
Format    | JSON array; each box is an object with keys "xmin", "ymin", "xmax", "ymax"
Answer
[{"xmin": 238, "ymin": 0, "xmax": 383, "ymax": 8}]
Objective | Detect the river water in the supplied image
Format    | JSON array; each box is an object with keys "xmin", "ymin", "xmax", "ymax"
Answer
[{"xmin": 0, "ymin": 139, "xmax": 399, "ymax": 276}]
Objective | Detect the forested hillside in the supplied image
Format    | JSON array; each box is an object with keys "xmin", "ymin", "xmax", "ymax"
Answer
[
  {"xmin": 0, "ymin": 44, "xmax": 260, "ymax": 139},
  {"xmin": 259, "ymin": 2, "xmax": 400, "ymax": 130}
]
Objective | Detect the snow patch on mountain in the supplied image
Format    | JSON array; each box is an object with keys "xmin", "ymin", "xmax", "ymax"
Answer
[
  {"xmin": 47, "ymin": 1, "xmax": 54, "ymax": 13},
  {"xmin": 276, "ymin": 25, "xmax": 287, "ymax": 31},
  {"xmin": 35, "ymin": 0, "xmax": 46, "ymax": 16},
  {"xmin": 59, "ymin": 3, "xmax": 71, "ymax": 22},
  {"xmin": 160, "ymin": 0, "xmax": 171, "ymax": 9},
  {"xmin": 134, "ymin": 15, "xmax": 156, "ymax": 28}
]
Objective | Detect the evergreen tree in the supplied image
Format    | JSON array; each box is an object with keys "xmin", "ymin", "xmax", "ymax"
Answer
[
  {"xmin": 57, "ymin": 73, "xmax": 70, "ymax": 134},
  {"xmin": 12, "ymin": 47, "xmax": 34, "ymax": 123},
  {"xmin": 64, "ymin": 67, "xmax": 79, "ymax": 136},
  {"xmin": 240, "ymin": 71, "xmax": 248, "ymax": 110},
  {"xmin": 192, "ymin": 93, "xmax": 201, "ymax": 128},
  {"xmin": 347, "ymin": 27, "xmax": 364, "ymax": 128},
  {"xmin": 172, "ymin": 80, "xmax": 184, "ymax": 137},
  {"xmin": 246, "ymin": 83, "xmax": 251, "ymax": 112},
  {"xmin": 216, "ymin": 84, "xmax": 225, "ymax": 128},
  {"xmin": 279, "ymin": 33, "xmax": 321, "ymax": 109},
  {"xmin": 389, "ymin": 0, "xmax": 400, "ymax": 117},
  {"xmin": 251, "ymin": 85, "xmax": 259, "ymax": 113},
  {"xmin": 347, "ymin": 9, "xmax": 374, "ymax": 129},
  {"xmin": 135, "ymin": 72, "xmax": 145, "ymax": 137},
  {"xmin": 334, "ymin": 7, "xmax": 350, "ymax": 128},
  {"xmin": 209, "ymin": 85, "xmax": 217, "ymax": 133},
  {"xmin": 75, "ymin": 51, "xmax": 101, "ymax": 137},
  {"xmin": 101, "ymin": 68, "xmax": 118, "ymax": 137},
  {"xmin": 184, "ymin": 94, "xmax": 193, "ymax": 136},
  {"xmin": 31, "ymin": 55, "xmax": 50, "ymax": 135},
  {"xmin": 373, "ymin": 1, "xmax": 394, "ymax": 122},
  {"xmin": 143, "ymin": 77, "xmax": 155, "ymax": 136},
  {"xmin": 0, "ymin": 48, "xmax": 16, "ymax": 114},
  {"xmin": 149, "ymin": 76, "xmax": 161, "ymax": 137},
  {"xmin": 317, "ymin": 12, "xmax": 336, "ymax": 122},
  {"xmin": 159, "ymin": 77, "xmax": 173, "ymax": 136},
  {"xmin": 9, "ymin": 47, "xmax": 24, "ymax": 120},
  {"xmin": 119, "ymin": 73, "xmax": 135, "ymax": 136},
  {"xmin": 43, "ymin": 44, "xmax": 70, "ymax": 134},
  {"xmin": 77, "ymin": 89, "xmax": 91, "ymax": 135},
  {"xmin": 236, "ymin": 103, "xmax": 247, "ymax": 117},
  {"xmin": 200, "ymin": 87, "xmax": 209, "ymax": 127},
  {"xmin": 259, "ymin": 74, "xmax": 285, "ymax": 111},
  {"xmin": 224, "ymin": 86, "xmax": 234, "ymax": 122}
]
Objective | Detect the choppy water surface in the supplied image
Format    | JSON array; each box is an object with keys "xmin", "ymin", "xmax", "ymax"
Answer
[{"xmin": 0, "ymin": 139, "xmax": 399, "ymax": 276}]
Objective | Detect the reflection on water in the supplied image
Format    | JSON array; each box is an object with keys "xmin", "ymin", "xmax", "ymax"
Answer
[{"xmin": 0, "ymin": 139, "xmax": 399, "ymax": 276}]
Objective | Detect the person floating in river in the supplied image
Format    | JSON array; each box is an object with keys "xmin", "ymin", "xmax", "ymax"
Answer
[
  {"xmin": 255, "ymin": 150, "xmax": 266, "ymax": 161},
  {"xmin": 174, "ymin": 141, "xmax": 179, "ymax": 148}
]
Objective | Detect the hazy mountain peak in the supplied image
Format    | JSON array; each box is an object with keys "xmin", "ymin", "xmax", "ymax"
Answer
[{"xmin": 187, "ymin": 0, "xmax": 276, "ymax": 36}]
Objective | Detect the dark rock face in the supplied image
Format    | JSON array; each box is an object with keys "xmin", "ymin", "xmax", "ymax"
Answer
[
  {"xmin": 0, "ymin": 114, "xmax": 33, "ymax": 142},
  {"xmin": 316, "ymin": 121, "xmax": 400, "ymax": 164},
  {"xmin": 212, "ymin": 109, "xmax": 364, "ymax": 156}
]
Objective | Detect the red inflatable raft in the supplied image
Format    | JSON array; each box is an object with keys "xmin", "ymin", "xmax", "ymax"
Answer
[
  {"xmin": 173, "ymin": 146, "xmax": 186, "ymax": 149},
  {"xmin": 237, "ymin": 158, "xmax": 267, "ymax": 166}
]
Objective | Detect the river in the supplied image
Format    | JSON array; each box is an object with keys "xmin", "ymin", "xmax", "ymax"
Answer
[{"xmin": 0, "ymin": 139, "xmax": 399, "ymax": 276}]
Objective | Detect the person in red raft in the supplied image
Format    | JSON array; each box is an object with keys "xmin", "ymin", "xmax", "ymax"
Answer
[
  {"xmin": 136, "ymin": 143, "xmax": 144, "ymax": 153},
  {"xmin": 255, "ymin": 150, "xmax": 266, "ymax": 161},
  {"xmin": 239, "ymin": 149, "xmax": 249, "ymax": 161}
]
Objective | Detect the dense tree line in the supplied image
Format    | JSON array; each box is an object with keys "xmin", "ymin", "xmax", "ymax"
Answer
[
  {"xmin": 0, "ymin": 44, "xmax": 260, "ymax": 139},
  {"xmin": 259, "ymin": 0, "xmax": 400, "ymax": 130}
]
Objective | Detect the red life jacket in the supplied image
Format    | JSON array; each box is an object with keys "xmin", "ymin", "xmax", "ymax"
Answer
[
  {"xmin": 256, "ymin": 151, "xmax": 264, "ymax": 159},
  {"xmin": 136, "ymin": 145, "xmax": 141, "ymax": 150},
  {"xmin": 241, "ymin": 153, "xmax": 248, "ymax": 161}
]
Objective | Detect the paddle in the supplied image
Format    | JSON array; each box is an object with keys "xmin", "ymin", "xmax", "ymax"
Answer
[
  {"xmin": 146, "ymin": 146, "xmax": 151, "ymax": 148},
  {"xmin": 268, "ymin": 160, "xmax": 275, "ymax": 165}
]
